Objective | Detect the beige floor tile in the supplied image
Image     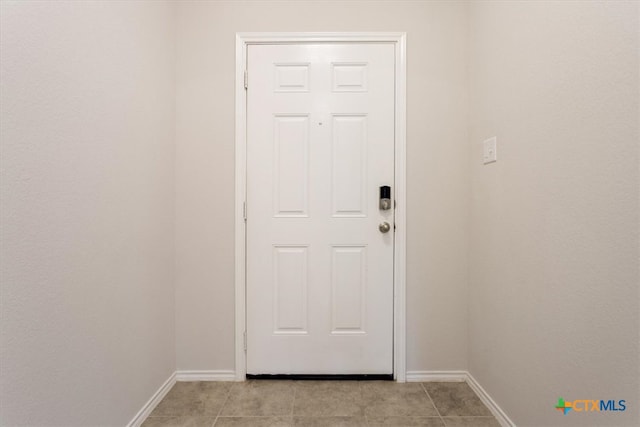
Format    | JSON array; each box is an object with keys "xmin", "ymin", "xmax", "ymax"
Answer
[
  {"xmin": 150, "ymin": 383, "xmax": 204, "ymax": 416},
  {"xmin": 150, "ymin": 382, "xmax": 233, "ymax": 417},
  {"xmin": 366, "ymin": 416, "xmax": 445, "ymax": 426},
  {"xmin": 200, "ymin": 382, "xmax": 236, "ymax": 416},
  {"xmin": 422, "ymin": 383, "xmax": 492, "ymax": 417},
  {"xmin": 214, "ymin": 416, "xmax": 293, "ymax": 427},
  {"xmin": 293, "ymin": 381, "xmax": 363, "ymax": 417},
  {"xmin": 220, "ymin": 380, "xmax": 295, "ymax": 416},
  {"xmin": 146, "ymin": 380, "xmax": 502, "ymax": 426},
  {"xmin": 442, "ymin": 416, "xmax": 502, "ymax": 427},
  {"xmin": 293, "ymin": 416, "xmax": 367, "ymax": 426},
  {"xmin": 142, "ymin": 416, "xmax": 216, "ymax": 427},
  {"xmin": 361, "ymin": 382, "xmax": 439, "ymax": 417}
]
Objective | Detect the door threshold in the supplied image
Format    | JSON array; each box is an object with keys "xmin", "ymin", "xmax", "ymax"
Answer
[{"xmin": 246, "ymin": 374, "xmax": 393, "ymax": 381}]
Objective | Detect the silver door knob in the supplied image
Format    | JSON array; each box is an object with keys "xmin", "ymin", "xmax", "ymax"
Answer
[{"xmin": 379, "ymin": 222, "xmax": 391, "ymax": 233}]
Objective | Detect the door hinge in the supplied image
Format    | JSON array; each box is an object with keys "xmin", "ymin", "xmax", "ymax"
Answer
[
  {"xmin": 243, "ymin": 331, "xmax": 247, "ymax": 352},
  {"xmin": 243, "ymin": 201, "xmax": 247, "ymax": 222},
  {"xmin": 244, "ymin": 70, "xmax": 248, "ymax": 90}
]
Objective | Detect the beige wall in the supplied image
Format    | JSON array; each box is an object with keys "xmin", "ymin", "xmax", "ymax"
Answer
[
  {"xmin": 468, "ymin": 1, "xmax": 639, "ymax": 426},
  {"xmin": 0, "ymin": 1, "xmax": 176, "ymax": 425},
  {"xmin": 4, "ymin": 1, "xmax": 637, "ymax": 424},
  {"xmin": 175, "ymin": 0, "xmax": 470, "ymax": 372}
]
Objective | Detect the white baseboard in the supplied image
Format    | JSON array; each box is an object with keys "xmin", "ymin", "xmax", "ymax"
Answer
[
  {"xmin": 406, "ymin": 370, "xmax": 515, "ymax": 427},
  {"xmin": 406, "ymin": 370, "xmax": 467, "ymax": 382},
  {"xmin": 129, "ymin": 370, "xmax": 237, "ymax": 426},
  {"xmin": 127, "ymin": 372, "xmax": 176, "ymax": 427},
  {"xmin": 465, "ymin": 372, "xmax": 516, "ymax": 427},
  {"xmin": 175, "ymin": 370, "xmax": 237, "ymax": 381}
]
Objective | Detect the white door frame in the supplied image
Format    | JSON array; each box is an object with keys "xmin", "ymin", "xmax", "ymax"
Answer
[{"xmin": 235, "ymin": 32, "xmax": 407, "ymax": 382}]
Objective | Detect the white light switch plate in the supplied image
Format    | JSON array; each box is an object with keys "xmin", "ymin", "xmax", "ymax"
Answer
[{"xmin": 483, "ymin": 137, "xmax": 497, "ymax": 164}]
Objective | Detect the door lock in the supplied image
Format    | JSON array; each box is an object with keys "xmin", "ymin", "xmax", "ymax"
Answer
[{"xmin": 379, "ymin": 186, "xmax": 391, "ymax": 210}]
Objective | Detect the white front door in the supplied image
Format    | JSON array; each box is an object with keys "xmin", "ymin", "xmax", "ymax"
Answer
[{"xmin": 246, "ymin": 43, "xmax": 395, "ymax": 375}]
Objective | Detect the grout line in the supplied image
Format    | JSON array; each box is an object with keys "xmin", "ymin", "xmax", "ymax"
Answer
[
  {"xmin": 212, "ymin": 381, "xmax": 235, "ymax": 427},
  {"xmin": 291, "ymin": 379, "xmax": 297, "ymax": 418},
  {"xmin": 420, "ymin": 382, "xmax": 445, "ymax": 426}
]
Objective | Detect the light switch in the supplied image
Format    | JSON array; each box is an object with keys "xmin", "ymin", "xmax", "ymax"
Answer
[{"xmin": 483, "ymin": 137, "xmax": 497, "ymax": 164}]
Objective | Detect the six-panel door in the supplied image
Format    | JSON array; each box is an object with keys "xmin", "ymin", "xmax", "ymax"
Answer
[{"xmin": 246, "ymin": 43, "xmax": 395, "ymax": 374}]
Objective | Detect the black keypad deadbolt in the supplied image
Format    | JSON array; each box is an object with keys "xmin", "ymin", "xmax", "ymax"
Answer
[{"xmin": 379, "ymin": 186, "xmax": 391, "ymax": 210}]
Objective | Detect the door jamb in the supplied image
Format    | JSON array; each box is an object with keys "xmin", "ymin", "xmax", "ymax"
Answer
[{"xmin": 235, "ymin": 32, "xmax": 407, "ymax": 382}]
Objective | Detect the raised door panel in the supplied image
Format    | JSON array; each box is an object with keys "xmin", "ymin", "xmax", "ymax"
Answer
[
  {"xmin": 273, "ymin": 246, "xmax": 308, "ymax": 334},
  {"xmin": 332, "ymin": 115, "xmax": 367, "ymax": 217},
  {"xmin": 273, "ymin": 115, "xmax": 309, "ymax": 217},
  {"xmin": 331, "ymin": 246, "xmax": 367, "ymax": 334}
]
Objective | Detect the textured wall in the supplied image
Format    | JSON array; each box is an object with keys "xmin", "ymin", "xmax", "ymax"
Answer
[
  {"xmin": 468, "ymin": 1, "xmax": 639, "ymax": 426},
  {"xmin": 3, "ymin": 1, "xmax": 638, "ymax": 425},
  {"xmin": 0, "ymin": 1, "xmax": 176, "ymax": 425},
  {"xmin": 175, "ymin": 0, "xmax": 470, "ymax": 373}
]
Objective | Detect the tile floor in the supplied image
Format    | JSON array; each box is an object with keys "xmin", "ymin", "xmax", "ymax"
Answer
[{"xmin": 143, "ymin": 381, "xmax": 501, "ymax": 427}]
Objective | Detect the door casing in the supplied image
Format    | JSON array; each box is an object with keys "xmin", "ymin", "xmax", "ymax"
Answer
[{"xmin": 235, "ymin": 32, "xmax": 407, "ymax": 382}]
